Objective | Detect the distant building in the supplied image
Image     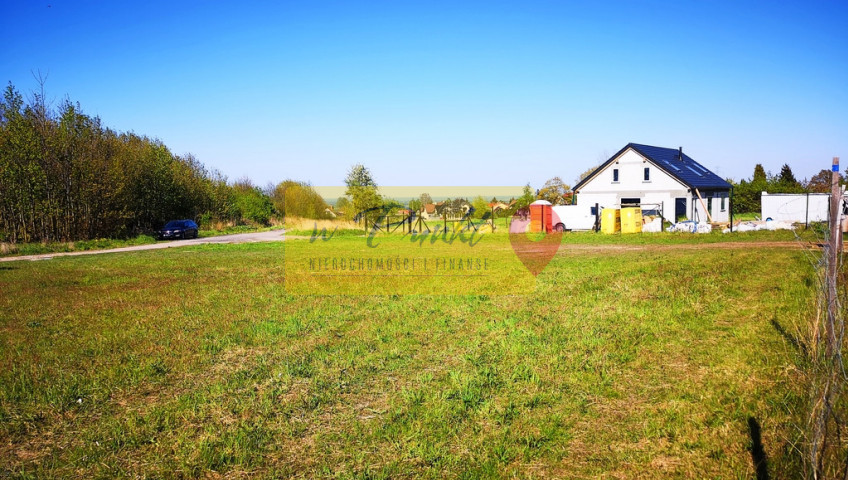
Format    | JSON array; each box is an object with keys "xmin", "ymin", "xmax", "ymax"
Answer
[
  {"xmin": 573, "ymin": 143, "xmax": 732, "ymax": 222},
  {"xmin": 422, "ymin": 203, "xmax": 438, "ymax": 219},
  {"xmin": 488, "ymin": 201, "xmax": 510, "ymax": 212}
]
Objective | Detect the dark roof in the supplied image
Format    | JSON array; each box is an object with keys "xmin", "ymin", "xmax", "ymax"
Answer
[{"xmin": 574, "ymin": 143, "xmax": 732, "ymax": 192}]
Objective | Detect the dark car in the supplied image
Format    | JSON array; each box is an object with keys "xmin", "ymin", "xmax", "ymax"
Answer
[{"xmin": 157, "ymin": 220, "xmax": 199, "ymax": 240}]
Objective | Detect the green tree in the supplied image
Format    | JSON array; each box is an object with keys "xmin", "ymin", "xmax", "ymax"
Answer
[
  {"xmin": 335, "ymin": 196, "xmax": 352, "ymax": 218},
  {"xmin": 272, "ymin": 180, "xmax": 327, "ymax": 219},
  {"xmin": 507, "ymin": 184, "xmax": 536, "ymax": 218},
  {"xmin": 537, "ymin": 177, "xmax": 570, "ymax": 205},
  {"xmin": 471, "ymin": 195, "xmax": 490, "ymax": 219},
  {"xmin": 0, "ymin": 81, "xmax": 278, "ymax": 241},
  {"xmin": 771, "ymin": 164, "xmax": 804, "ymax": 193},
  {"xmin": 515, "ymin": 184, "xmax": 535, "ymax": 209},
  {"xmin": 232, "ymin": 179, "xmax": 274, "ymax": 226},
  {"xmin": 345, "ymin": 164, "xmax": 376, "ymax": 188},
  {"xmin": 753, "ymin": 164, "xmax": 767, "ymax": 183},
  {"xmin": 731, "ymin": 163, "xmax": 772, "ymax": 214},
  {"xmin": 344, "ymin": 164, "xmax": 381, "ymax": 219}
]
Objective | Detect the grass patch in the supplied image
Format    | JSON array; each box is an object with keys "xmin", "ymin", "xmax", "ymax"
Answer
[
  {"xmin": 0, "ymin": 235, "xmax": 159, "ymax": 257},
  {"xmin": 0, "ymin": 225, "xmax": 285, "ymax": 257},
  {"xmin": 0, "ymin": 236, "xmax": 816, "ymax": 477},
  {"xmin": 197, "ymin": 224, "xmax": 283, "ymax": 238}
]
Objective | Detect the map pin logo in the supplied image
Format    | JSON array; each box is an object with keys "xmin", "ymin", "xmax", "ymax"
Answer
[{"xmin": 508, "ymin": 205, "xmax": 562, "ymax": 276}]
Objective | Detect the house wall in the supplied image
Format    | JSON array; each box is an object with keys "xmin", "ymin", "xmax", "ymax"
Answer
[
  {"xmin": 576, "ymin": 148, "xmax": 730, "ymax": 223},
  {"xmin": 576, "ymin": 149, "xmax": 688, "ymax": 222}
]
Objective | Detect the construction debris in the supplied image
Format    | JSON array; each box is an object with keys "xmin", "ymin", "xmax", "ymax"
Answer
[
  {"xmin": 669, "ymin": 221, "xmax": 712, "ymax": 234},
  {"xmin": 727, "ymin": 219, "xmax": 795, "ymax": 233}
]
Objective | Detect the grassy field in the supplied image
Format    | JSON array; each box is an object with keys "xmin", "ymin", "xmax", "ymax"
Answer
[{"xmin": 0, "ymin": 230, "xmax": 819, "ymax": 478}]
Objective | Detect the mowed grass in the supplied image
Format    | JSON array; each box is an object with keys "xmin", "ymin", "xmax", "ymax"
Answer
[{"xmin": 0, "ymin": 234, "xmax": 815, "ymax": 478}]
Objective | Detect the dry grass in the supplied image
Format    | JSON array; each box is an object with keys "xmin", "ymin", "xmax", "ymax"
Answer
[{"xmin": 284, "ymin": 216, "xmax": 360, "ymax": 232}]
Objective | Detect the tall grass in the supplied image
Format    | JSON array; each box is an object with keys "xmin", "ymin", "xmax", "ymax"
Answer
[{"xmin": 782, "ymin": 227, "xmax": 848, "ymax": 479}]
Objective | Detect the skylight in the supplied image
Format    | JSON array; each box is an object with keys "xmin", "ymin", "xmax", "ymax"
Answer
[
  {"xmin": 690, "ymin": 162, "xmax": 708, "ymax": 173},
  {"xmin": 663, "ymin": 160, "xmax": 681, "ymax": 171},
  {"xmin": 685, "ymin": 165, "xmax": 703, "ymax": 176}
]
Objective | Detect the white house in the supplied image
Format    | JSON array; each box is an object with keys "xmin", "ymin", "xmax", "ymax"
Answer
[{"xmin": 573, "ymin": 143, "xmax": 732, "ymax": 223}]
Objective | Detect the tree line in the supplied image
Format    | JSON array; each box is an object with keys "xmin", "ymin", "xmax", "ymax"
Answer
[{"xmin": 0, "ymin": 82, "xmax": 334, "ymax": 243}]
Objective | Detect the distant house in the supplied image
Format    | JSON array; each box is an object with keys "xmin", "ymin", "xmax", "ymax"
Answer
[
  {"xmin": 573, "ymin": 143, "xmax": 732, "ymax": 223},
  {"xmin": 488, "ymin": 201, "xmax": 510, "ymax": 213},
  {"xmin": 422, "ymin": 203, "xmax": 439, "ymax": 219},
  {"xmin": 421, "ymin": 200, "xmax": 472, "ymax": 219}
]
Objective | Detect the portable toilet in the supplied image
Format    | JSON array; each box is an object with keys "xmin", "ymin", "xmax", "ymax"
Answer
[
  {"xmin": 600, "ymin": 208, "xmax": 621, "ymax": 234},
  {"xmin": 620, "ymin": 207, "xmax": 643, "ymax": 234},
  {"xmin": 529, "ymin": 200, "xmax": 553, "ymax": 233}
]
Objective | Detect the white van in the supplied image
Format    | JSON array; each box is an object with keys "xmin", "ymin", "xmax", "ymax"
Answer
[{"xmin": 551, "ymin": 205, "xmax": 597, "ymax": 231}]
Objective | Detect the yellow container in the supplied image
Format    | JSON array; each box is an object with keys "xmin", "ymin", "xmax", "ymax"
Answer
[
  {"xmin": 600, "ymin": 208, "xmax": 621, "ymax": 234},
  {"xmin": 620, "ymin": 207, "xmax": 643, "ymax": 234}
]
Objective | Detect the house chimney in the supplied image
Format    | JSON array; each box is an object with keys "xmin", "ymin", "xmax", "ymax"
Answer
[{"xmin": 678, "ymin": 147, "xmax": 682, "ymax": 161}]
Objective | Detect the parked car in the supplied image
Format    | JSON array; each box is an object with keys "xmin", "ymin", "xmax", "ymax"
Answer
[{"xmin": 157, "ymin": 220, "xmax": 199, "ymax": 240}]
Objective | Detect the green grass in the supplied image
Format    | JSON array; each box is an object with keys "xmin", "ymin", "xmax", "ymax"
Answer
[
  {"xmin": 197, "ymin": 224, "xmax": 283, "ymax": 238},
  {"xmin": 292, "ymin": 222, "xmax": 820, "ymax": 245},
  {"xmin": 286, "ymin": 227, "xmax": 366, "ymax": 237},
  {"xmin": 0, "ymin": 225, "xmax": 285, "ymax": 257},
  {"xmin": 0, "ymin": 234, "xmax": 159, "ymax": 257},
  {"xmin": 733, "ymin": 212, "xmax": 762, "ymax": 221},
  {"xmin": 0, "ymin": 234, "xmax": 817, "ymax": 477}
]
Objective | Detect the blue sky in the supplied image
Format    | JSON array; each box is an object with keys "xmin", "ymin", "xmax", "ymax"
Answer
[{"xmin": 2, "ymin": 1, "xmax": 846, "ymax": 188}]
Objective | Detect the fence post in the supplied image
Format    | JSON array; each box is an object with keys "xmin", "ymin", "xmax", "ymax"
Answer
[
  {"xmin": 826, "ymin": 157, "xmax": 842, "ymax": 357},
  {"xmin": 805, "ymin": 193, "xmax": 810, "ymax": 229},
  {"xmin": 729, "ymin": 188, "xmax": 734, "ymax": 233}
]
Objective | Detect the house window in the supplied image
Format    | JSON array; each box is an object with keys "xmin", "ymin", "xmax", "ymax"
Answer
[
  {"xmin": 708, "ymin": 197, "xmax": 713, "ymax": 212},
  {"xmin": 644, "ymin": 167, "xmax": 650, "ymax": 181},
  {"xmin": 613, "ymin": 168, "xmax": 619, "ymax": 182},
  {"xmin": 721, "ymin": 196, "xmax": 726, "ymax": 212}
]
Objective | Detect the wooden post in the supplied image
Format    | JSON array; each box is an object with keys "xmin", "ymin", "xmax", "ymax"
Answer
[
  {"xmin": 730, "ymin": 187, "xmax": 734, "ymax": 233},
  {"xmin": 826, "ymin": 157, "xmax": 842, "ymax": 357},
  {"xmin": 694, "ymin": 188, "xmax": 714, "ymax": 223}
]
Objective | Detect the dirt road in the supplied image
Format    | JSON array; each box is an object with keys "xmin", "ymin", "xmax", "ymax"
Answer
[{"xmin": 0, "ymin": 229, "xmax": 287, "ymax": 262}]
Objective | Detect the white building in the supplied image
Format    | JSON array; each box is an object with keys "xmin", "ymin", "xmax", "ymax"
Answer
[{"xmin": 573, "ymin": 143, "xmax": 732, "ymax": 223}]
